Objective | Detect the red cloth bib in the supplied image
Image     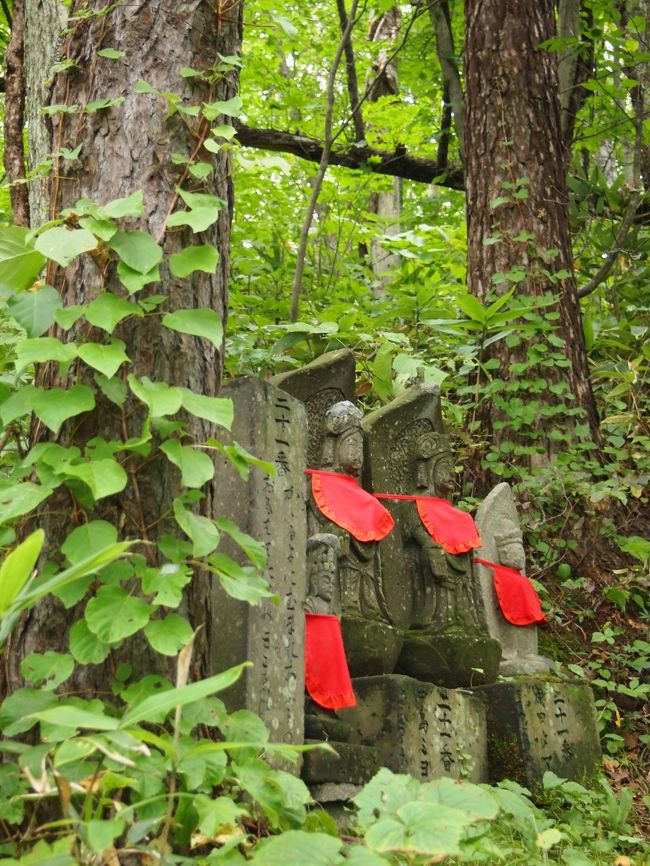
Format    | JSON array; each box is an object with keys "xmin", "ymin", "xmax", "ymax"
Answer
[
  {"xmin": 304, "ymin": 613, "xmax": 356, "ymax": 710},
  {"xmin": 416, "ymin": 497, "xmax": 482, "ymax": 554},
  {"xmin": 474, "ymin": 558, "xmax": 546, "ymax": 625},
  {"xmin": 307, "ymin": 470, "xmax": 394, "ymax": 542}
]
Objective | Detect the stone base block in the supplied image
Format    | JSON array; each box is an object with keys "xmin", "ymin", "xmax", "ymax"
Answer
[
  {"xmin": 472, "ymin": 679, "xmax": 601, "ymax": 789},
  {"xmin": 302, "ymin": 740, "xmax": 382, "ymax": 786},
  {"xmin": 396, "ymin": 630, "xmax": 501, "ymax": 688},
  {"xmin": 339, "ymin": 674, "xmax": 488, "ymax": 782},
  {"xmin": 341, "ymin": 615, "xmax": 403, "ymax": 677}
]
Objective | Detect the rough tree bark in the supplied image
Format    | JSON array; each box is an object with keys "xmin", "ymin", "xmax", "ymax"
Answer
[
  {"xmin": 464, "ymin": 0, "xmax": 599, "ymax": 456},
  {"xmin": 3, "ymin": 0, "xmax": 243, "ymax": 695}
]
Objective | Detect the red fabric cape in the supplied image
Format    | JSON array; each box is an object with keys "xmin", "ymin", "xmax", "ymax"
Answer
[
  {"xmin": 474, "ymin": 558, "xmax": 546, "ymax": 626},
  {"xmin": 306, "ymin": 469, "xmax": 394, "ymax": 542},
  {"xmin": 304, "ymin": 613, "xmax": 356, "ymax": 710},
  {"xmin": 415, "ymin": 497, "xmax": 482, "ymax": 554}
]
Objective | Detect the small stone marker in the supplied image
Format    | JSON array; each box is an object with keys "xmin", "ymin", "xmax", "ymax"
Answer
[
  {"xmin": 475, "ymin": 482, "xmax": 550, "ymax": 675},
  {"xmin": 474, "ymin": 680, "xmax": 601, "ymax": 787},
  {"xmin": 210, "ymin": 377, "xmax": 308, "ymax": 745}
]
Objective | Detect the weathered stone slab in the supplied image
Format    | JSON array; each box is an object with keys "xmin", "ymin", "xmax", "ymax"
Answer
[
  {"xmin": 302, "ymin": 740, "xmax": 382, "ymax": 785},
  {"xmin": 211, "ymin": 377, "xmax": 308, "ymax": 745},
  {"xmin": 474, "ymin": 680, "xmax": 601, "ymax": 788},
  {"xmin": 475, "ymin": 483, "xmax": 550, "ymax": 675},
  {"xmin": 362, "ymin": 384, "xmax": 446, "ymax": 627},
  {"xmin": 339, "ymin": 674, "xmax": 488, "ymax": 782},
  {"xmin": 271, "ymin": 348, "xmax": 356, "ymax": 468}
]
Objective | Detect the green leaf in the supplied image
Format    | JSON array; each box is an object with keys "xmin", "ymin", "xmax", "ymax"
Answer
[
  {"xmin": 62, "ymin": 521, "xmax": 118, "ymax": 564},
  {"xmin": 97, "ymin": 47, "xmax": 126, "ymax": 59},
  {"xmin": 456, "ymin": 294, "xmax": 487, "ymax": 324},
  {"xmin": 144, "ymin": 613, "xmax": 193, "ymax": 655},
  {"xmin": 141, "ymin": 563, "xmax": 191, "ymax": 608},
  {"xmin": 421, "ymin": 778, "xmax": 499, "ymax": 819},
  {"xmin": 31, "ymin": 385, "xmax": 95, "ymax": 433},
  {"xmin": 55, "ymin": 304, "xmax": 85, "ymax": 329},
  {"xmin": 95, "ymin": 372, "xmax": 128, "ymax": 407},
  {"xmin": 85, "ymin": 293, "xmax": 142, "ymax": 332},
  {"xmin": 120, "ymin": 662, "xmax": 248, "ymax": 727},
  {"xmin": 108, "ymin": 230, "xmax": 162, "ymax": 274},
  {"xmin": 117, "ymin": 261, "xmax": 160, "ymax": 294},
  {"xmin": 215, "ymin": 517, "xmax": 267, "ymax": 568},
  {"xmin": 128, "ymin": 375, "xmax": 183, "ymax": 417},
  {"xmin": 35, "ymin": 227, "xmax": 98, "ymax": 266},
  {"xmin": 173, "ymin": 496, "xmax": 220, "ymax": 556},
  {"xmin": 78, "ymin": 339, "xmax": 129, "ymax": 377},
  {"xmin": 14, "ymin": 337, "xmax": 78, "ymax": 372},
  {"xmin": 7, "ymin": 285, "xmax": 62, "ymax": 337},
  {"xmin": 62, "ymin": 458, "xmax": 128, "ymax": 500},
  {"xmin": 85, "ymin": 585, "xmax": 151, "ymax": 643},
  {"xmin": 79, "ymin": 215, "xmax": 118, "ymax": 241},
  {"xmin": 85, "ymin": 817, "xmax": 125, "ymax": 854},
  {"xmin": 169, "ymin": 244, "xmax": 219, "ymax": 277},
  {"xmin": 211, "ymin": 124, "xmax": 238, "ymax": 140},
  {"xmin": 253, "ymin": 832, "xmax": 341, "ymax": 866},
  {"xmin": 0, "ymin": 687, "xmax": 58, "ymax": 735},
  {"xmin": 100, "ymin": 190, "xmax": 144, "ymax": 219},
  {"xmin": 162, "ymin": 308, "xmax": 223, "ymax": 349},
  {"xmin": 69, "ymin": 618, "xmax": 111, "ymax": 664},
  {"xmin": 365, "ymin": 801, "xmax": 470, "ymax": 856},
  {"xmin": 194, "ymin": 795, "xmax": 248, "ymax": 836},
  {"xmin": 0, "ymin": 529, "xmax": 44, "ymax": 615},
  {"xmin": 0, "ymin": 482, "xmax": 53, "ymax": 526},
  {"xmin": 202, "ymin": 95, "xmax": 243, "ymax": 120},
  {"xmin": 180, "ymin": 389, "xmax": 232, "ymax": 428},
  {"xmin": 0, "ymin": 226, "xmax": 46, "ymax": 291},
  {"xmin": 167, "ymin": 190, "xmax": 224, "ymax": 232},
  {"xmin": 21, "ymin": 651, "xmax": 74, "ymax": 690},
  {"xmin": 16, "ymin": 542, "xmax": 131, "ymax": 611},
  {"xmin": 29, "ymin": 705, "xmax": 120, "ymax": 730},
  {"xmin": 160, "ymin": 439, "xmax": 215, "ymax": 487},
  {"xmin": 210, "ymin": 554, "xmax": 273, "ymax": 604}
]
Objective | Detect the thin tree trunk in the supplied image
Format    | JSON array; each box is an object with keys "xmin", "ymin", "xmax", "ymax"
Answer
[{"xmin": 464, "ymin": 0, "xmax": 599, "ymax": 458}]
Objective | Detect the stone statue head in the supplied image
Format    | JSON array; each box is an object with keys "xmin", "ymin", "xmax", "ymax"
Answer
[
  {"xmin": 496, "ymin": 520, "xmax": 525, "ymax": 572},
  {"xmin": 414, "ymin": 431, "xmax": 454, "ymax": 496},
  {"xmin": 306, "ymin": 533, "xmax": 340, "ymax": 613},
  {"xmin": 321, "ymin": 401, "xmax": 364, "ymax": 477}
]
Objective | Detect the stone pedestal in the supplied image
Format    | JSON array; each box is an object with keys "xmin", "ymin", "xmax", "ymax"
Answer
[
  {"xmin": 302, "ymin": 740, "xmax": 382, "ymax": 787},
  {"xmin": 396, "ymin": 630, "xmax": 501, "ymax": 688},
  {"xmin": 339, "ymin": 674, "xmax": 488, "ymax": 782},
  {"xmin": 211, "ymin": 377, "xmax": 308, "ymax": 746},
  {"xmin": 473, "ymin": 680, "xmax": 601, "ymax": 789}
]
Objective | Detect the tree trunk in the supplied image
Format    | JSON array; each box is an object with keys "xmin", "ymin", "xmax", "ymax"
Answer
[
  {"xmin": 367, "ymin": 7, "xmax": 402, "ymax": 291},
  {"xmin": 3, "ymin": 0, "xmax": 242, "ymax": 695},
  {"xmin": 464, "ymin": 0, "xmax": 599, "ymax": 461}
]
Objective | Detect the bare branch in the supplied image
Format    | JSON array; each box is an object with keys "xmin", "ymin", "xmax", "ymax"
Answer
[
  {"xmin": 234, "ymin": 122, "xmax": 464, "ymax": 188},
  {"xmin": 577, "ymin": 190, "xmax": 642, "ymax": 298}
]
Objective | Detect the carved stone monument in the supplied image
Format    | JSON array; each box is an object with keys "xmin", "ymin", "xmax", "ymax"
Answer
[
  {"xmin": 364, "ymin": 384, "xmax": 501, "ymax": 687},
  {"xmin": 308, "ymin": 400, "xmax": 403, "ymax": 677},
  {"xmin": 210, "ymin": 377, "xmax": 307, "ymax": 745},
  {"xmin": 475, "ymin": 482, "xmax": 551, "ymax": 676},
  {"xmin": 211, "ymin": 354, "xmax": 601, "ymax": 797}
]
